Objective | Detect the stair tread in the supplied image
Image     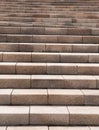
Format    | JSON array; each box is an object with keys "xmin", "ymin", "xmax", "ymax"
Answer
[{"xmin": 1, "ymin": 126, "xmax": 99, "ymax": 130}]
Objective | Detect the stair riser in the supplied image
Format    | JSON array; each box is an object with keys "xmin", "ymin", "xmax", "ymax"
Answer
[
  {"xmin": 0, "ymin": 106, "xmax": 98, "ymax": 125},
  {"xmin": 0, "ymin": 35, "xmax": 99, "ymax": 43},
  {"xmin": 0, "ymin": 27, "xmax": 94, "ymax": 35},
  {"xmin": 0, "ymin": 13, "xmax": 98, "ymax": 19},
  {"xmin": 0, "ymin": 43, "xmax": 99, "ymax": 53},
  {"xmin": 0, "ymin": 89, "xmax": 99, "ymax": 106},
  {"xmin": 0, "ymin": 22, "xmax": 98, "ymax": 28},
  {"xmin": 0, "ymin": 43, "xmax": 98, "ymax": 53},
  {"xmin": 0, "ymin": 75, "xmax": 97, "ymax": 89},
  {"xmin": 0, "ymin": 53, "xmax": 99, "ymax": 63},
  {"xmin": 1, "ymin": 63, "xmax": 99, "ymax": 75}
]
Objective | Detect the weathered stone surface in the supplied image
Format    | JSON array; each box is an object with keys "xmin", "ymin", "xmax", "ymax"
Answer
[
  {"xmin": 48, "ymin": 89, "xmax": 84, "ymax": 105},
  {"xmin": 63, "ymin": 75, "xmax": 96, "ymax": 89},
  {"xmin": 30, "ymin": 106, "xmax": 69, "ymax": 125},
  {"xmin": 46, "ymin": 44, "xmax": 72, "ymax": 52},
  {"xmin": 31, "ymin": 75, "xmax": 65, "ymax": 89},
  {"xmin": 72, "ymin": 44, "xmax": 98, "ymax": 53},
  {"xmin": 0, "ymin": 106, "xmax": 29, "ymax": 125},
  {"xmin": 82, "ymin": 90, "xmax": 99, "ymax": 105},
  {"xmin": 0, "ymin": 75, "xmax": 30, "ymax": 89},
  {"xmin": 3, "ymin": 52, "xmax": 31, "ymax": 62},
  {"xmin": 69, "ymin": 106, "xmax": 99, "ymax": 125},
  {"xmin": 7, "ymin": 127, "xmax": 48, "ymax": 130},
  {"xmin": 16, "ymin": 63, "xmax": 46, "ymax": 74},
  {"xmin": 12, "ymin": 89, "xmax": 47, "ymax": 105},
  {"xmin": 57, "ymin": 36, "xmax": 82, "ymax": 43},
  {"xmin": 32, "ymin": 53, "xmax": 59, "ymax": 62},
  {"xmin": 49, "ymin": 127, "xmax": 90, "ymax": 130},
  {"xmin": 47, "ymin": 63, "xmax": 77, "ymax": 74},
  {"xmin": 61, "ymin": 53, "xmax": 88, "ymax": 63}
]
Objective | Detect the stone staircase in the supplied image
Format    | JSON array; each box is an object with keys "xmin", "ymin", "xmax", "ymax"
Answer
[{"xmin": 0, "ymin": 0, "xmax": 99, "ymax": 129}]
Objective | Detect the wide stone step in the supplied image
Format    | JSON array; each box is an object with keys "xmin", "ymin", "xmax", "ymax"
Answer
[
  {"xmin": 0, "ymin": 5, "xmax": 98, "ymax": 8},
  {"xmin": 0, "ymin": 106, "xmax": 99, "ymax": 125},
  {"xmin": 0, "ymin": 26, "xmax": 98, "ymax": 36},
  {"xmin": 1, "ymin": 1, "xmax": 99, "ymax": 3},
  {"xmin": 1, "ymin": 8, "xmax": 99, "ymax": 13},
  {"xmin": 2, "ymin": 2, "xmax": 92, "ymax": 5},
  {"xmin": 0, "ymin": 43, "xmax": 98, "ymax": 53},
  {"xmin": 1, "ymin": 52, "xmax": 99, "ymax": 63},
  {"xmin": 0, "ymin": 89, "xmax": 99, "ymax": 105},
  {"xmin": 0, "ymin": 75, "xmax": 98, "ymax": 89},
  {"xmin": 2, "ymin": 17, "xmax": 94, "ymax": 23},
  {"xmin": 0, "ymin": 12, "xmax": 99, "ymax": 18},
  {"xmin": 0, "ymin": 11, "xmax": 98, "ymax": 17},
  {"xmin": 0, "ymin": 21, "xmax": 98, "ymax": 28},
  {"xmin": 0, "ymin": 27, "xmax": 94, "ymax": 35},
  {"xmin": 0, "ymin": 18, "xmax": 99, "ymax": 26},
  {"xmin": 1, "ymin": 63, "xmax": 99, "ymax": 75},
  {"xmin": 0, "ymin": 17, "xmax": 98, "ymax": 24},
  {"xmin": 0, "ymin": 35, "xmax": 99, "ymax": 43},
  {"xmin": 1, "ymin": 13, "xmax": 99, "ymax": 21},
  {"xmin": 0, "ymin": 11, "xmax": 95, "ymax": 14}
]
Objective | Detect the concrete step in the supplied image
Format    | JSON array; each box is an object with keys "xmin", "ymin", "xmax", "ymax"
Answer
[
  {"xmin": 0, "ymin": 75, "xmax": 97, "ymax": 89},
  {"xmin": 0, "ymin": 8, "xmax": 96, "ymax": 13},
  {"xmin": 0, "ymin": 16, "xmax": 99, "ymax": 24},
  {"xmin": 0, "ymin": 26, "xmax": 99, "ymax": 36},
  {"xmin": 0, "ymin": 34, "xmax": 99, "ymax": 44},
  {"xmin": 0, "ymin": 21, "xmax": 98, "ymax": 28},
  {"xmin": 1, "ymin": 63, "xmax": 99, "ymax": 75},
  {"xmin": 0, "ymin": 106, "xmax": 99, "ymax": 125},
  {"xmin": 0, "ymin": 11, "xmax": 99, "ymax": 18},
  {"xmin": 1, "ymin": 52, "xmax": 99, "ymax": 63},
  {"xmin": 1, "ymin": 8, "xmax": 99, "ymax": 13},
  {"xmin": 0, "ymin": 27, "xmax": 94, "ymax": 35},
  {"xmin": 0, "ymin": 43, "xmax": 98, "ymax": 53},
  {"xmin": 0, "ymin": 19, "xmax": 98, "ymax": 28},
  {"xmin": 3, "ymin": 2, "xmax": 91, "ymax": 5},
  {"xmin": 1, "ymin": 4, "xmax": 99, "ymax": 7},
  {"xmin": 0, "ymin": 13, "xmax": 99, "ymax": 20},
  {"xmin": 0, "ymin": 35, "xmax": 99, "ymax": 43},
  {"xmin": 1, "ymin": 13, "xmax": 99, "ymax": 19},
  {"xmin": 1, "ymin": 88, "xmax": 99, "ymax": 105}
]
